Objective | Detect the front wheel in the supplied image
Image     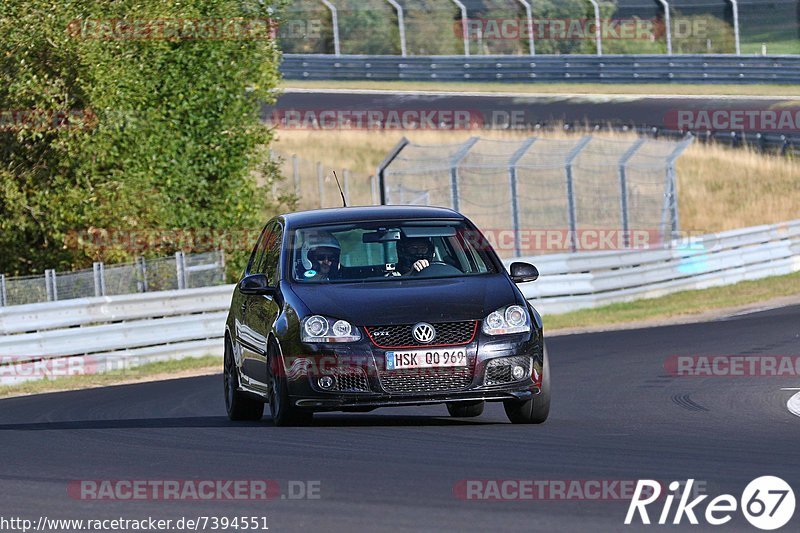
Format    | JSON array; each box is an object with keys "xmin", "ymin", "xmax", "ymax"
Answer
[
  {"xmin": 224, "ymin": 339, "xmax": 264, "ymax": 421},
  {"xmin": 268, "ymin": 344, "xmax": 313, "ymax": 427},
  {"xmin": 504, "ymin": 345, "xmax": 550, "ymax": 424},
  {"xmin": 446, "ymin": 400, "xmax": 485, "ymax": 418}
]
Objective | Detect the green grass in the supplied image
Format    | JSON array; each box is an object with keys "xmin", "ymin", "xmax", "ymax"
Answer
[
  {"xmin": 545, "ymin": 270, "xmax": 800, "ymax": 331},
  {"xmin": 0, "ymin": 355, "xmax": 221, "ymax": 399},
  {"xmin": 280, "ymin": 79, "xmax": 800, "ymax": 96}
]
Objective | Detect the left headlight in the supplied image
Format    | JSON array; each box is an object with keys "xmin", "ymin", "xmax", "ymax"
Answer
[
  {"xmin": 482, "ymin": 305, "xmax": 531, "ymax": 336},
  {"xmin": 301, "ymin": 315, "xmax": 361, "ymax": 343}
]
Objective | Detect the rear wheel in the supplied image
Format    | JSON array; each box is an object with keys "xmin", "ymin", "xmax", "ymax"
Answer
[
  {"xmin": 268, "ymin": 343, "xmax": 313, "ymax": 427},
  {"xmin": 224, "ymin": 339, "xmax": 264, "ymax": 421},
  {"xmin": 446, "ymin": 400, "xmax": 485, "ymax": 418},
  {"xmin": 504, "ymin": 345, "xmax": 550, "ymax": 424}
]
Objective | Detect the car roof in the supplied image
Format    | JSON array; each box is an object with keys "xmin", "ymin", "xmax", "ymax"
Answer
[{"xmin": 280, "ymin": 206, "xmax": 465, "ymax": 228}]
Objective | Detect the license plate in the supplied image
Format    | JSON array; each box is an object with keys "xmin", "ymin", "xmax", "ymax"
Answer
[{"xmin": 385, "ymin": 349, "xmax": 467, "ymax": 370}]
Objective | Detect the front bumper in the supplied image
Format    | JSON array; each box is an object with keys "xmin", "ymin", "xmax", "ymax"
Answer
[{"xmin": 282, "ymin": 333, "xmax": 543, "ymax": 411}]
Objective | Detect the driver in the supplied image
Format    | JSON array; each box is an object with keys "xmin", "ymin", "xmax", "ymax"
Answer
[
  {"xmin": 396, "ymin": 237, "xmax": 434, "ymax": 275},
  {"xmin": 302, "ymin": 232, "xmax": 341, "ymax": 281}
]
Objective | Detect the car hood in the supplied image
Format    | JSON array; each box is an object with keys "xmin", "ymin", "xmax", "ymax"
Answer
[{"xmin": 288, "ymin": 274, "xmax": 518, "ymax": 326}]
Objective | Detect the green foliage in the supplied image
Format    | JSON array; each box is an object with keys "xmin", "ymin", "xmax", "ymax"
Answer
[
  {"xmin": 671, "ymin": 13, "xmax": 735, "ymax": 54},
  {"xmin": 0, "ymin": 0, "xmax": 287, "ymax": 277},
  {"xmin": 278, "ymin": 0, "xmax": 332, "ymax": 54}
]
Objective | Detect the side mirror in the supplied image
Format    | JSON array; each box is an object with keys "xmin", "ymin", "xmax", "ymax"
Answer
[
  {"xmin": 509, "ymin": 262, "xmax": 539, "ymax": 283},
  {"xmin": 238, "ymin": 273, "xmax": 275, "ymax": 295}
]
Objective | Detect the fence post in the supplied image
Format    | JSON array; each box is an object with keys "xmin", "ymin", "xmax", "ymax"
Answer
[
  {"xmin": 516, "ymin": 0, "xmax": 535, "ymax": 55},
  {"xmin": 661, "ymin": 135, "xmax": 694, "ymax": 239},
  {"xmin": 449, "ymin": 137, "xmax": 479, "ymax": 212},
  {"xmin": 93, "ymin": 262, "xmax": 106, "ymax": 297},
  {"xmin": 376, "ymin": 137, "xmax": 410, "ymax": 205},
  {"xmin": 449, "ymin": 0, "xmax": 470, "ymax": 56},
  {"xmin": 0, "ymin": 274, "xmax": 6, "ymax": 307},
  {"xmin": 320, "ymin": 0, "xmax": 341, "ymax": 56},
  {"xmin": 564, "ymin": 136, "xmax": 593, "ymax": 252},
  {"xmin": 292, "ymin": 154, "xmax": 300, "ymax": 198},
  {"xmin": 175, "ymin": 252, "xmax": 187, "ymax": 290},
  {"xmin": 317, "ymin": 162, "xmax": 325, "ymax": 208},
  {"xmin": 45, "ymin": 269, "xmax": 58, "ymax": 302},
  {"xmin": 370, "ymin": 175, "xmax": 378, "ymax": 205},
  {"xmin": 588, "ymin": 0, "xmax": 603, "ymax": 55},
  {"xmin": 385, "ymin": 0, "xmax": 407, "ymax": 56},
  {"xmin": 618, "ymin": 138, "xmax": 647, "ymax": 248},
  {"xmin": 508, "ymin": 138, "xmax": 537, "ymax": 257},
  {"xmin": 136, "ymin": 256, "xmax": 148, "ymax": 293},
  {"xmin": 656, "ymin": 1, "xmax": 672, "ymax": 55}
]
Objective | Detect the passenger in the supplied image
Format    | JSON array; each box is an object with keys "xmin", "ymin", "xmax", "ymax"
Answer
[{"xmin": 302, "ymin": 233, "xmax": 341, "ymax": 281}]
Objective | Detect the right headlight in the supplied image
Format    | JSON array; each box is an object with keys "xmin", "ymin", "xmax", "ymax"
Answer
[
  {"xmin": 301, "ymin": 315, "xmax": 361, "ymax": 343},
  {"xmin": 482, "ymin": 305, "xmax": 531, "ymax": 336}
]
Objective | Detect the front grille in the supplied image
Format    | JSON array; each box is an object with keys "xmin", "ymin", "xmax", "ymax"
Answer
[
  {"xmin": 366, "ymin": 321, "xmax": 477, "ymax": 349},
  {"xmin": 484, "ymin": 356, "xmax": 533, "ymax": 386},
  {"xmin": 329, "ymin": 367, "xmax": 370, "ymax": 392},
  {"xmin": 379, "ymin": 367, "xmax": 474, "ymax": 394}
]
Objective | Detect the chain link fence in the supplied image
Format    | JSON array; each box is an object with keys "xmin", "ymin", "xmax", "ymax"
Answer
[
  {"xmin": 277, "ymin": 0, "xmax": 800, "ymax": 56},
  {"xmin": 0, "ymin": 251, "xmax": 225, "ymax": 307},
  {"xmin": 378, "ymin": 134, "xmax": 693, "ymax": 258}
]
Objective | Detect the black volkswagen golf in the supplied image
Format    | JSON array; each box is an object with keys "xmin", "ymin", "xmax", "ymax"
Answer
[{"xmin": 224, "ymin": 206, "xmax": 549, "ymax": 426}]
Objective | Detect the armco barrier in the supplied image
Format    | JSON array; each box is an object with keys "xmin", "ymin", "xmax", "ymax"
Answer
[
  {"xmin": 281, "ymin": 54, "xmax": 800, "ymax": 85},
  {"xmin": 511, "ymin": 220, "xmax": 800, "ymax": 314},
  {"xmin": 1, "ymin": 220, "xmax": 798, "ymax": 385},
  {"xmin": 0, "ymin": 285, "xmax": 233, "ymax": 385}
]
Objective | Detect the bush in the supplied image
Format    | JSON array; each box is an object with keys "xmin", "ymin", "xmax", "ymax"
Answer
[{"xmin": 0, "ymin": 0, "xmax": 286, "ymax": 277}]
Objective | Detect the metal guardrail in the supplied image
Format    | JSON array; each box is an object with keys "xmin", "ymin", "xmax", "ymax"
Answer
[
  {"xmin": 282, "ymin": 54, "xmax": 800, "ymax": 84},
  {"xmin": 0, "ymin": 285, "xmax": 233, "ymax": 386},
  {"xmin": 1, "ymin": 220, "xmax": 798, "ymax": 385},
  {"xmin": 510, "ymin": 220, "xmax": 800, "ymax": 314}
]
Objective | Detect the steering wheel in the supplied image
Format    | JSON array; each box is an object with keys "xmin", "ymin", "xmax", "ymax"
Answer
[{"xmin": 409, "ymin": 261, "xmax": 462, "ymax": 276}]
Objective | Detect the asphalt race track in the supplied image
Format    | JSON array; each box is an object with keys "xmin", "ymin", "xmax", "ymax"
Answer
[
  {"xmin": 1, "ymin": 305, "xmax": 799, "ymax": 532},
  {"xmin": 268, "ymin": 89, "xmax": 800, "ymax": 136}
]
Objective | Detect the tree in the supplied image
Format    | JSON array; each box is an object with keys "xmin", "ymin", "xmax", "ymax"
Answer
[{"xmin": 0, "ymin": 0, "xmax": 286, "ymax": 276}]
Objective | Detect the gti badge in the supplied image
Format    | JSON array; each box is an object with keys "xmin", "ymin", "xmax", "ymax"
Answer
[{"xmin": 412, "ymin": 322, "xmax": 436, "ymax": 344}]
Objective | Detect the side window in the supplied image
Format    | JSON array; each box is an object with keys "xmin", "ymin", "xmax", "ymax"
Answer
[
  {"xmin": 247, "ymin": 225, "xmax": 269, "ymax": 275},
  {"xmin": 259, "ymin": 223, "xmax": 283, "ymax": 282},
  {"xmin": 249, "ymin": 222, "xmax": 276, "ymax": 275}
]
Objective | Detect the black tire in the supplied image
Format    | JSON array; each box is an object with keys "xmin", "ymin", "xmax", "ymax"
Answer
[
  {"xmin": 267, "ymin": 343, "xmax": 313, "ymax": 427},
  {"xmin": 224, "ymin": 338, "xmax": 264, "ymax": 421},
  {"xmin": 504, "ymin": 344, "xmax": 550, "ymax": 424},
  {"xmin": 446, "ymin": 400, "xmax": 485, "ymax": 418}
]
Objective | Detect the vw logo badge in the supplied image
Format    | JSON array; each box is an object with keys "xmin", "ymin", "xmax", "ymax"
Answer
[{"xmin": 412, "ymin": 322, "xmax": 436, "ymax": 344}]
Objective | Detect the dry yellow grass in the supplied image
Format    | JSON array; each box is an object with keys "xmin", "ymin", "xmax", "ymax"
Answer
[{"xmin": 272, "ymin": 129, "xmax": 800, "ymax": 232}]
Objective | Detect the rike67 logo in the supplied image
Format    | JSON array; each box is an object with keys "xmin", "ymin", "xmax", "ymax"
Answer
[{"xmin": 625, "ymin": 477, "xmax": 795, "ymax": 530}]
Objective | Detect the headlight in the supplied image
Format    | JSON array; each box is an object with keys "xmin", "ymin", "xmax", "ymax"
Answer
[
  {"xmin": 302, "ymin": 315, "xmax": 361, "ymax": 343},
  {"xmin": 482, "ymin": 305, "xmax": 530, "ymax": 335}
]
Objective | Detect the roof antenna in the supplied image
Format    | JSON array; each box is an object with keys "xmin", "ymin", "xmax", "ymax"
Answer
[{"xmin": 333, "ymin": 170, "xmax": 348, "ymax": 207}]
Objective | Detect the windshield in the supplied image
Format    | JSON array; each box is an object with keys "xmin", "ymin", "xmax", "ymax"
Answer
[{"xmin": 290, "ymin": 220, "xmax": 497, "ymax": 283}]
